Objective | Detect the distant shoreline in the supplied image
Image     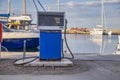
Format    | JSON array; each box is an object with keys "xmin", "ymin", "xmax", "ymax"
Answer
[{"xmin": 63, "ymin": 28, "xmax": 120, "ymax": 35}]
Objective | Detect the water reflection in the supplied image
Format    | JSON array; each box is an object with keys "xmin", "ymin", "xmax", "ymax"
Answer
[
  {"xmin": 113, "ymin": 35, "xmax": 120, "ymax": 55},
  {"xmin": 108, "ymin": 35, "xmax": 112, "ymax": 43},
  {"xmin": 90, "ymin": 35, "xmax": 103, "ymax": 46},
  {"xmin": 66, "ymin": 34, "xmax": 89, "ymax": 40},
  {"xmin": 64, "ymin": 34, "xmax": 117, "ymax": 55}
]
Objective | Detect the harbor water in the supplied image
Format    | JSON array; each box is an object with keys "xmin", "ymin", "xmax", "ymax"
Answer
[
  {"xmin": 63, "ymin": 34, "xmax": 118, "ymax": 55},
  {"xmin": 8, "ymin": 34, "xmax": 118, "ymax": 55}
]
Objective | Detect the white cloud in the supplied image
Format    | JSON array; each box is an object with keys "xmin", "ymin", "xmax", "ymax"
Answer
[
  {"xmin": 63, "ymin": 0, "xmax": 120, "ymax": 29},
  {"xmin": 105, "ymin": 0, "xmax": 120, "ymax": 3},
  {"xmin": 66, "ymin": 1, "xmax": 99, "ymax": 7},
  {"xmin": 65, "ymin": 0, "xmax": 120, "ymax": 7},
  {"xmin": 66, "ymin": 1, "xmax": 76, "ymax": 7}
]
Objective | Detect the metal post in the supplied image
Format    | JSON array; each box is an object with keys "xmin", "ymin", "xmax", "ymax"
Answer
[{"xmin": 23, "ymin": 40, "xmax": 26, "ymax": 61}]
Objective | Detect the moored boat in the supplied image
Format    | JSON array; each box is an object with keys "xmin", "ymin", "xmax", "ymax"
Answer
[
  {"xmin": 90, "ymin": 25, "xmax": 103, "ymax": 35},
  {"xmin": 2, "ymin": 24, "xmax": 39, "ymax": 50}
]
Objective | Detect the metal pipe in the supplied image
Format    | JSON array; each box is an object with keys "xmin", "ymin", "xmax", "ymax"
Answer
[{"xmin": 23, "ymin": 40, "xmax": 26, "ymax": 61}]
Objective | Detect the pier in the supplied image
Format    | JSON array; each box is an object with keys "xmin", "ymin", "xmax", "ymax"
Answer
[{"xmin": 0, "ymin": 52, "xmax": 120, "ymax": 80}]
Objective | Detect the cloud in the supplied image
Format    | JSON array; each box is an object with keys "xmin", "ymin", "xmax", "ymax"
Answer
[
  {"xmin": 105, "ymin": 0, "xmax": 120, "ymax": 3},
  {"xmin": 66, "ymin": 1, "xmax": 99, "ymax": 7},
  {"xmin": 66, "ymin": 1, "xmax": 76, "ymax": 7},
  {"xmin": 38, "ymin": 0, "xmax": 120, "ymax": 29},
  {"xmin": 65, "ymin": 0, "xmax": 120, "ymax": 7}
]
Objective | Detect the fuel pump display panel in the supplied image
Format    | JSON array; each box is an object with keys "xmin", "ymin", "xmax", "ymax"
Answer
[{"xmin": 37, "ymin": 12, "xmax": 65, "ymax": 30}]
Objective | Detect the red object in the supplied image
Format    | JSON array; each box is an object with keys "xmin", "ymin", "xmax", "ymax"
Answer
[{"xmin": 0, "ymin": 23, "xmax": 2, "ymax": 42}]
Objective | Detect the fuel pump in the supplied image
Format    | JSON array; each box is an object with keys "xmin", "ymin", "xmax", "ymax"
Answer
[
  {"xmin": 14, "ymin": 11, "xmax": 73, "ymax": 66},
  {"xmin": 37, "ymin": 12, "xmax": 65, "ymax": 60}
]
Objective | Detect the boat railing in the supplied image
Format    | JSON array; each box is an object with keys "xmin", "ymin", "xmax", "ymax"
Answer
[{"xmin": 0, "ymin": 14, "xmax": 10, "ymax": 17}]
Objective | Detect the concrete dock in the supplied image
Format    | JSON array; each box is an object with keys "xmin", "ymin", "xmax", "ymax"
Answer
[{"xmin": 0, "ymin": 52, "xmax": 120, "ymax": 80}]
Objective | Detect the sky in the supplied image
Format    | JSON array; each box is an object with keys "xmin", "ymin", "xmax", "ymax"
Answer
[{"xmin": 0, "ymin": 0, "xmax": 120, "ymax": 29}]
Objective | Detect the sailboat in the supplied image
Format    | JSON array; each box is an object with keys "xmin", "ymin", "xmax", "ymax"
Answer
[
  {"xmin": 0, "ymin": 0, "xmax": 39, "ymax": 51},
  {"xmin": 90, "ymin": 0, "xmax": 112, "ymax": 35},
  {"xmin": 90, "ymin": 25, "xmax": 103, "ymax": 35},
  {"xmin": 6, "ymin": 0, "xmax": 33, "ymax": 30},
  {"xmin": 2, "ymin": 24, "xmax": 39, "ymax": 50}
]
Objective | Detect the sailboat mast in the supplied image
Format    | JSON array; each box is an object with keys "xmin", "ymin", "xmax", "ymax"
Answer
[
  {"xmin": 23, "ymin": 0, "xmax": 26, "ymax": 15},
  {"xmin": 7, "ymin": 0, "xmax": 11, "ymax": 14},
  {"xmin": 101, "ymin": 0, "xmax": 104, "ymax": 27},
  {"xmin": 101, "ymin": 0, "xmax": 107, "ymax": 29}
]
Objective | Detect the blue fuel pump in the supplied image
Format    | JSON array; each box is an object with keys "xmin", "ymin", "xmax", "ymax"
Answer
[
  {"xmin": 13, "ymin": 11, "xmax": 74, "ymax": 66},
  {"xmin": 37, "ymin": 12, "xmax": 64, "ymax": 60},
  {"xmin": 40, "ymin": 31, "xmax": 62, "ymax": 60}
]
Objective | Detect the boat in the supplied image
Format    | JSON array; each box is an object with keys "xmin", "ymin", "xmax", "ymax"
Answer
[
  {"xmin": 90, "ymin": 0, "xmax": 112, "ymax": 35},
  {"xmin": 2, "ymin": 24, "xmax": 39, "ymax": 50},
  {"xmin": 104, "ymin": 29, "xmax": 112, "ymax": 35},
  {"xmin": 2, "ymin": 0, "xmax": 42, "ymax": 32},
  {"xmin": 5, "ymin": 0, "xmax": 33, "ymax": 30},
  {"xmin": 90, "ymin": 25, "xmax": 103, "ymax": 35},
  {"xmin": 7, "ymin": 15, "xmax": 33, "ymax": 30},
  {"xmin": 108, "ymin": 31, "xmax": 112, "ymax": 35},
  {"xmin": 0, "ymin": 0, "xmax": 40, "ymax": 51},
  {"xmin": 0, "ymin": 13, "xmax": 10, "ymax": 24}
]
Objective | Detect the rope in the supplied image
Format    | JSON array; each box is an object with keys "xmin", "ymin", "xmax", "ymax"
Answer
[
  {"xmin": 37, "ymin": 0, "xmax": 46, "ymax": 12},
  {"xmin": 32, "ymin": 0, "xmax": 39, "ymax": 11}
]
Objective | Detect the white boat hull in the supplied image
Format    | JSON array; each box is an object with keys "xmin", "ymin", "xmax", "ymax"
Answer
[
  {"xmin": 90, "ymin": 31, "xmax": 103, "ymax": 35},
  {"xmin": 1, "ymin": 24, "xmax": 39, "ymax": 50},
  {"xmin": 90, "ymin": 25, "xmax": 103, "ymax": 35},
  {"xmin": 3, "ymin": 32, "xmax": 39, "ymax": 39}
]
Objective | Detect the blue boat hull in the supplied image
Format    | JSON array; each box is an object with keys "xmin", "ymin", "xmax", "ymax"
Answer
[{"xmin": 2, "ymin": 38, "xmax": 39, "ymax": 50}]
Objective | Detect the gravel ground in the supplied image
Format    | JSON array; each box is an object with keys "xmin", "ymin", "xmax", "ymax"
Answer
[
  {"xmin": 0, "ymin": 59, "xmax": 90, "ymax": 75},
  {"xmin": 0, "ymin": 59, "xmax": 120, "ymax": 75}
]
